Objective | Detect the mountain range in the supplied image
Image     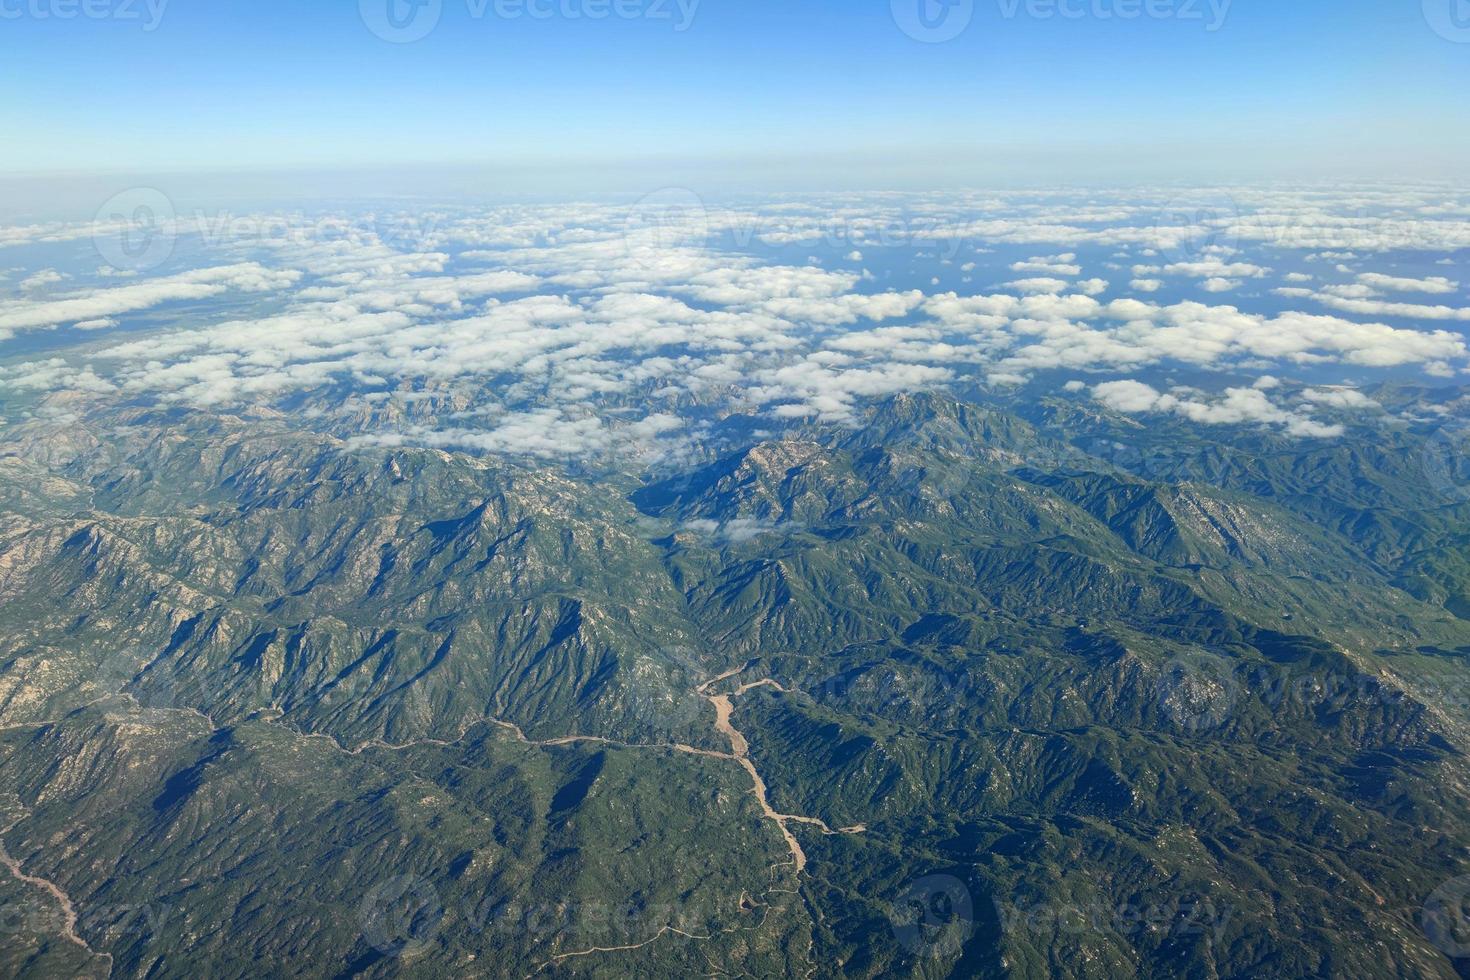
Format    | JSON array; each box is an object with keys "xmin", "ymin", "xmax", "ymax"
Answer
[{"xmin": 2, "ymin": 384, "xmax": 1470, "ymax": 977}]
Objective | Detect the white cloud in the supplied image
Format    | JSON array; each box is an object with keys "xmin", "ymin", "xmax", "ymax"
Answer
[
  {"xmin": 3, "ymin": 189, "xmax": 1466, "ymax": 461},
  {"xmin": 0, "ymin": 264, "xmax": 299, "ymax": 333},
  {"xmin": 1004, "ymin": 277, "xmax": 1070, "ymax": 295},
  {"xmin": 1200, "ymin": 278, "xmax": 1242, "ymax": 293},
  {"xmin": 1302, "ymin": 292, "xmax": 1470, "ymax": 322},
  {"xmin": 1011, "ymin": 253, "xmax": 1081, "ymax": 276},
  {"xmin": 1092, "ymin": 381, "xmax": 1343, "ymax": 437},
  {"xmin": 1356, "ymin": 272, "xmax": 1459, "ymax": 295},
  {"xmin": 679, "ymin": 517, "xmax": 796, "ymax": 545},
  {"xmin": 1163, "ymin": 259, "xmax": 1269, "ymax": 279},
  {"xmin": 1300, "ymin": 387, "xmax": 1380, "ymax": 410},
  {"xmin": 19, "ymin": 269, "xmax": 67, "ymax": 291},
  {"xmin": 1092, "ymin": 379, "xmax": 1167, "ymax": 413}
]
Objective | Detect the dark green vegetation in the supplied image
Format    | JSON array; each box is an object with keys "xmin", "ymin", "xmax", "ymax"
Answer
[{"xmin": 2, "ymin": 385, "xmax": 1470, "ymax": 977}]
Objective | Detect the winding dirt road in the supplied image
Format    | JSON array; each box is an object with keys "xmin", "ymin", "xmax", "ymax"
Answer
[
  {"xmin": 696, "ymin": 668, "xmax": 865, "ymax": 873},
  {"xmin": 280, "ymin": 667, "xmax": 865, "ymax": 877},
  {"xmin": 0, "ymin": 822, "xmax": 112, "ymax": 976}
]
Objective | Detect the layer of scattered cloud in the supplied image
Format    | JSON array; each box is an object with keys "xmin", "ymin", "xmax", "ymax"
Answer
[
  {"xmin": 1091, "ymin": 380, "xmax": 1344, "ymax": 437},
  {"xmin": 0, "ymin": 264, "xmax": 299, "ymax": 334},
  {"xmin": 2, "ymin": 186, "xmax": 1467, "ymax": 458},
  {"xmin": 1357, "ymin": 273, "xmax": 1458, "ymax": 295}
]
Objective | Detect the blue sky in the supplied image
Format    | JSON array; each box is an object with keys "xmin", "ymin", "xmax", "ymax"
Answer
[{"xmin": 1, "ymin": 0, "xmax": 1467, "ymax": 185}]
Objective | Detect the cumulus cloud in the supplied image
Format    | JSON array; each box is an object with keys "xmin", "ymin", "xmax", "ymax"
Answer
[
  {"xmin": 0, "ymin": 264, "xmax": 299, "ymax": 333},
  {"xmin": 916, "ymin": 291, "xmax": 1466, "ymax": 378},
  {"xmin": 749, "ymin": 358, "xmax": 954, "ymax": 422},
  {"xmin": 1091, "ymin": 381, "xmax": 1343, "ymax": 437},
  {"xmin": 1164, "ymin": 259, "xmax": 1269, "ymax": 279},
  {"xmin": 1357, "ymin": 273, "xmax": 1458, "ymax": 294},
  {"xmin": 680, "ymin": 517, "xmax": 797, "ymax": 544},
  {"xmin": 1004, "ymin": 277, "xmax": 1070, "ymax": 295},
  {"xmin": 1300, "ymin": 387, "xmax": 1380, "ymax": 410},
  {"xmin": 3, "ymin": 187, "xmax": 1467, "ymax": 458},
  {"xmin": 19, "ymin": 269, "xmax": 67, "ymax": 291},
  {"xmin": 1011, "ymin": 253, "xmax": 1081, "ymax": 276},
  {"xmin": 1091, "ymin": 379, "xmax": 1167, "ymax": 414},
  {"xmin": 1301, "ymin": 292, "xmax": 1470, "ymax": 322}
]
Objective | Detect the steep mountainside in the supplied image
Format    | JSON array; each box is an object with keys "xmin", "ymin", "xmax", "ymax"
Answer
[{"xmin": 1, "ymin": 389, "xmax": 1469, "ymax": 977}]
